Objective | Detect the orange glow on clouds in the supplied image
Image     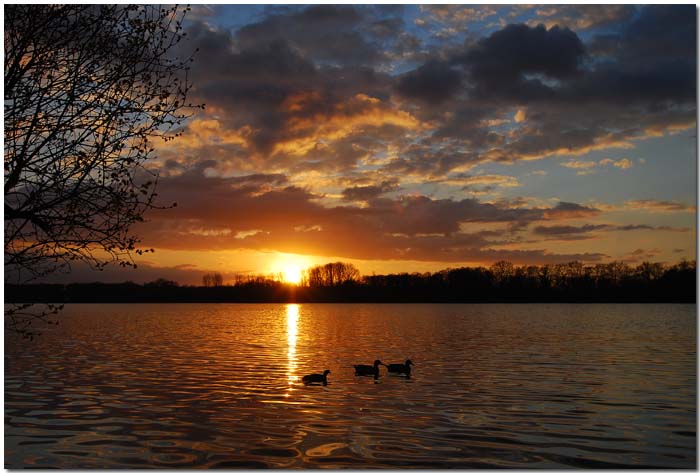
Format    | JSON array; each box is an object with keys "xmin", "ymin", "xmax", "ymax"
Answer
[{"xmin": 272, "ymin": 94, "xmax": 424, "ymax": 157}]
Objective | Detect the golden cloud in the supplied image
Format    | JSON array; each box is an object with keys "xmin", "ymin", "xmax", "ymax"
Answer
[
  {"xmin": 514, "ymin": 108, "xmax": 527, "ymax": 123},
  {"xmin": 441, "ymin": 174, "xmax": 521, "ymax": 188},
  {"xmin": 623, "ymin": 200, "xmax": 696, "ymax": 213},
  {"xmin": 273, "ymin": 94, "xmax": 424, "ymax": 157},
  {"xmin": 561, "ymin": 157, "xmax": 634, "ymax": 174}
]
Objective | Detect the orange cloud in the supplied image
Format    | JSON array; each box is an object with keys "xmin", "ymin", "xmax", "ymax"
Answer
[
  {"xmin": 273, "ymin": 94, "xmax": 424, "ymax": 156},
  {"xmin": 440, "ymin": 174, "xmax": 521, "ymax": 188},
  {"xmin": 561, "ymin": 160, "xmax": 597, "ymax": 169},
  {"xmin": 514, "ymin": 108, "xmax": 527, "ymax": 123},
  {"xmin": 158, "ymin": 118, "xmax": 249, "ymax": 151},
  {"xmin": 623, "ymin": 200, "xmax": 696, "ymax": 213},
  {"xmin": 561, "ymin": 157, "xmax": 634, "ymax": 174}
]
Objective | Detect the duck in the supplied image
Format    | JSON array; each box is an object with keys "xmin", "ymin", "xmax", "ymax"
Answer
[
  {"xmin": 354, "ymin": 359, "xmax": 384, "ymax": 377},
  {"xmin": 387, "ymin": 359, "xmax": 413, "ymax": 376},
  {"xmin": 302, "ymin": 370, "xmax": 330, "ymax": 386}
]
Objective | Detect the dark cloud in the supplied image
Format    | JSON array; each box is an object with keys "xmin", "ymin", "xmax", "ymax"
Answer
[
  {"xmin": 383, "ymin": 143, "xmax": 484, "ymax": 178},
  {"xmin": 565, "ymin": 60, "xmax": 695, "ymax": 105},
  {"xmin": 235, "ymin": 5, "xmax": 403, "ymax": 66},
  {"xmin": 533, "ymin": 224, "xmax": 610, "ymax": 236},
  {"xmin": 577, "ymin": 5, "xmax": 696, "ymax": 104},
  {"xmin": 342, "ymin": 180, "xmax": 400, "ymax": 202},
  {"xmin": 623, "ymin": 5, "xmax": 696, "ymax": 62},
  {"xmin": 179, "ymin": 6, "xmax": 695, "ymax": 182},
  {"xmin": 617, "ymin": 225, "xmax": 688, "ymax": 233},
  {"xmin": 395, "ymin": 60, "xmax": 462, "ymax": 103},
  {"xmin": 461, "ymin": 23, "xmax": 585, "ymax": 84},
  {"xmin": 544, "ymin": 202, "xmax": 600, "ymax": 219},
  {"xmin": 395, "ymin": 23, "xmax": 587, "ymax": 106},
  {"xmin": 180, "ymin": 16, "xmax": 406, "ymax": 161},
  {"xmin": 533, "ymin": 223, "xmax": 688, "ymax": 240},
  {"xmin": 394, "ymin": 10, "xmax": 694, "ymax": 167}
]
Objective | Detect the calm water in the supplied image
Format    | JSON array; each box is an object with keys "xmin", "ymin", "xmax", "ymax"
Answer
[{"xmin": 5, "ymin": 303, "xmax": 696, "ymax": 468}]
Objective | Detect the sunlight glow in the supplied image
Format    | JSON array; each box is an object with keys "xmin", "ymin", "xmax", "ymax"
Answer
[
  {"xmin": 286, "ymin": 304, "xmax": 299, "ymax": 387},
  {"xmin": 270, "ymin": 253, "xmax": 311, "ymax": 285},
  {"xmin": 283, "ymin": 265, "xmax": 303, "ymax": 285}
]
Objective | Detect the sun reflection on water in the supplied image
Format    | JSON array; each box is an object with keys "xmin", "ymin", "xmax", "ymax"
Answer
[{"xmin": 286, "ymin": 304, "xmax": 299, "ymax": 390}]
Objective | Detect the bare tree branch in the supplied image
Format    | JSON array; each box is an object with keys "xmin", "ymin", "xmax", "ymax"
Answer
[{"xmin": 5, "ymin": 5, "xmax": 203, "ymax": 336}]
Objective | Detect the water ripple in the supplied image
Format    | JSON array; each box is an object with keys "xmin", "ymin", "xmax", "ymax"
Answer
[{"xmin": 5, "ymin": 303, "xmax": 696, "ymax": 468}]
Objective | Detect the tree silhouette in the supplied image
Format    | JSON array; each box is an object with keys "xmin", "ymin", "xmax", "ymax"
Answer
[
  {"xmin": 303, "ymin": 262, "xmax": 360, "ymax": 287},
  {"xmin": 490, "ymin": 260, "xmax": 515, "ymax": 285},
  {"xmin": 5, "ymin": 259, "xmax": 696, "ymax": 304},
  {"xmin": 202, "ymin": 273, "xmax": 224, "ymax": 287},
  {"xmin": 4, "ymin": 5, "xmax": 201, "ymax": 336}
]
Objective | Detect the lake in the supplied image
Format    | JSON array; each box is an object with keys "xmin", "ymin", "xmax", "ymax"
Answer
[{"xmin": 5, "ymin": 303, "xmax": 696, "ymax": 468}]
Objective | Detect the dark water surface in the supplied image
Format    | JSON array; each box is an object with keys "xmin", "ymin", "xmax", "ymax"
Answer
[{"xmin": 5, "ymin": 303, "xmax": 696, "ymax": 468}]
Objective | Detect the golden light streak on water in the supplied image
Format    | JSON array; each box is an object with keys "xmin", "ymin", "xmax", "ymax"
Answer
[{"xmin": 286, "ymin": 304, "xmax": 300, "ymax": 391}]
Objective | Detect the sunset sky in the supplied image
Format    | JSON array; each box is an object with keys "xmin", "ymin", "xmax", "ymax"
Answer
[{"xmin": 59, "ymin": 4, "xmax": 696, "ymax": 284}]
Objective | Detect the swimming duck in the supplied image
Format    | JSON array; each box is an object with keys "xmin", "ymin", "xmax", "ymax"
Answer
[
  {"xmin": 387, "ymin": 359, "xmax": 413, "ymax": 376},
  {"xmin": 354, "ymin": 359, "xmax": 384, "ymax": 377},
  {"xmin": 302, "ymin": 370, "xmax": 330, "ymax": 385}
]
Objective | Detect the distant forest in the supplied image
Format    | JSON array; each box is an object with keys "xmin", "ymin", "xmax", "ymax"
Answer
[{"xmin": 6, "ymin": 260, "xmax": 696, "ymax": 303}]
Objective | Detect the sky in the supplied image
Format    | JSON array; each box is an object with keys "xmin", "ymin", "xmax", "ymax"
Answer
[{"xmin": 58, "ymin": 4, "xmax": 697, "ymax": 284}]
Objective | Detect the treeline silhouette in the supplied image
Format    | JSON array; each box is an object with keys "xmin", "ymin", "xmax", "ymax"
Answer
[{"xmin": 6, "ymin": 260, "xmax": 695, "ymax": 303}]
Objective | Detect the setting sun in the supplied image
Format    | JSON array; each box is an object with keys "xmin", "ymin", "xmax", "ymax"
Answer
[
  {"xmin": 270, "ymin": 253, "xmax": 310, "ymax": 285},
  {"xmin": 282, "ymin": 265, "xmax": 303, "ymax": 285}
]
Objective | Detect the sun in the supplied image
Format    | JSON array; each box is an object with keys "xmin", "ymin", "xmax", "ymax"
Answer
[
  {"xmin": 282, "ymin": 265, "xmax": 303, "ymax": 285},
  {"xmin": 270, "ymin": 253, "xmax": 310, "ymax": 285}
]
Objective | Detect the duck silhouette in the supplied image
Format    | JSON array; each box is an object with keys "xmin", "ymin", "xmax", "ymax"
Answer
[
  {"xmin": 387, "ymin": 359, "xmax": 413, "ymax": 377},
  {"xmin": 302, "ymin": 370, "xmax": 330, "ymax": 386},
  {"xmin": 354, "ymin": 359, "xmax": 384, "ymax": 377}
]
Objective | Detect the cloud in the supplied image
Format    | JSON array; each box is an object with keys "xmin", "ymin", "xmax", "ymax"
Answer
[
  {"xmin": 134, "ymin": 165, "xmax": 608, "ymax": 265},
  {"xmin": 621, "ymin": 5, "xmax": 696, "ymax": 63},
  {"xmin": 623, "ymin": 200, "xmax": 696, "ymax": 213},
  {"xmin": 125, "ymin": 6, "xmax": 696, "ymax": 275},
  {"xmin": 560, "ymin": 157, "xmax": 634, "ymax": 174},
  {"xmin": 461, "ymin": 23, "xmax": 585, "ymax": 84},
  {"xmin": 543, "ymin": 202, "xmax": 600, "ymax": 219},
  {"xmin": 395, "ymin": 60, "xmax": 462, "ymax": 103},
  {"xmin": 623, "ymin": 247, "xmax": 663, "ymax": 263},
  {"xmin": 235, "ymin": 5, "xmax": 384, "ymax": 66},
  {"xmin": 560, "ymin": 160, "xmax": 597, "ymax": 170},
  {"xmin": 531, "ymin": 5, "xmax": 636, "ymax": 31},
  {"xmin": 342, "ymin": 180, "xmax": 400, "ymax": 202},
  {"xmin": 173, "ymin": 15, "xmax": 439, "ymax": 176},
  {"xmin": 393, "ymin": 10, "xmax": 695, "ymax": 169},
  {"xmin": 572, "ymin": 6, "xmax": 696, "ymax": 105},
  {"xmin": 533, "ymin": 224, "xmax": 610, "ymax": 236},
  {"xmin": 171, "ymin": 7, "xmax": 696, "ymax": 197},
  {"xmin": 598, "ymin": 158, "xmax": 632, "ymax": 169},
  {"xmin": 439, "ymin": 174, "xmax": 521, "ymax": 188},
  {"xmin": 270, "ymin": 93, "xmax": 423, "ymax": 157},
  {"xmin": 419, "ymin": 5, "xmax": 499, "ymax": 27},
  {"xmin": 533, "ymin": 223, "xmax": 689, "ymax": 240}
]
